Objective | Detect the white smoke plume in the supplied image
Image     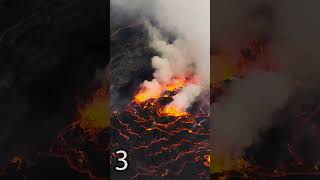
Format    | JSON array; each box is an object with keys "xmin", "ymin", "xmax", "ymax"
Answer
[
  {"xmin": 170, "ymin": 84, "xmax": 202, "ymax": 111},
  {"xmin": 151, "ymin": 56, "xmax": 172, "ymax": 83},
  {"xmin": 146, "ymin": 24, "xmax": 194, "ymax": 82},
  {"xmin": 112, "ymin": 0, "xmax": 210, "ymax": 111}
]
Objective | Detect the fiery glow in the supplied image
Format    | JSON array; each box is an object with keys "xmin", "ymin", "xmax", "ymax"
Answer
[
  {"xmin": 160, "ymin": 105, "xmax": 188, "ymax": 117},
  {"xmin": 204, "ymin": 155, "xmax": 211, "ymax": 167},
  {"xmin": 212, "ymin": 156, "xmax": 252, "ymax": 173},
  {"xmin": 112, "ymin": 86, "xmax": 210, "ymax": 179},
  {"xmin": 134, "ymin": 78, "xmax": 188, "ymax": 103},
  {"xmin": 111, "ymin": 74, "xmax": 210, "ymax": 178},
  {"xmin": 166, "ymin": 78, "xmax": 187, "ymax": 91},
  {"xmin": 79, "ymin": 88, "xmax": 109, "ymax": 132},
  {"xmin": 47, "ymin": 87, "xmax": 110, "ymax": 180},
  {"xmin": 134, "ymin": 88, "xmax": 162, "ymax": 103}
]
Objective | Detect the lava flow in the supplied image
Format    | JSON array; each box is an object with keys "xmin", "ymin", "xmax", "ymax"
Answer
[
  {"xmin": 134, "ymin": 78, "xmax": 187, "ymax": 103},
  {"xmin": 134, "ymin": 78, "xmax": 190, "ymax": 117},
  {"xmin": 111, "ymin": 77, "xmax": 210, "ymax": 179}
]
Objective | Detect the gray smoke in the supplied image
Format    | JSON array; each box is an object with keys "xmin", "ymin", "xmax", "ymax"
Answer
[
  {"xmin": 213, "ymin": 72, "xmax": 293, "ymax": 169},
  {"xmin": 212, "ymin": 0, "xmax": 320, "ymax": 169}
]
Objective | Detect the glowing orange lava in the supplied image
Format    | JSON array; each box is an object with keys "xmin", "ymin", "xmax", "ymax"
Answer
[
  {"xmin": 160, "ymin": 105, "xmax": 188, "ymax": 117},
  {"xmin": 166, "ymin": 78, "xmax": 187, "ymax": 91},
  {"xmin": 134, "ymin": 88, "xmax": 162, "ymax": 103},
  {"xmin": 134, "ymin": 78, "xmax": 188, "ymax": 103}
]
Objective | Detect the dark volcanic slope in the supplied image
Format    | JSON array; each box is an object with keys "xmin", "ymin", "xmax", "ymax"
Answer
[
  {"xmin": 110, "ymin": 10, "xmax": 156, "ymax": 109},
  {"xmin": 110, "ymin": 6, "xmax": 210, "ymax": 179}
]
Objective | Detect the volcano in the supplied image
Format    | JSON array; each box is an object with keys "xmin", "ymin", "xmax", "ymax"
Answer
[{"xmin": 111, "ymin": 80, "xmax": 210, "ymax": 179}]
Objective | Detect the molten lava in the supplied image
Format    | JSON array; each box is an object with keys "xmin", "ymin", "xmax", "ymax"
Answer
[
  {"xmin": 166, "ymin": 78, "xmax": 188, "ymax": 91},
  {"xmin": 111, "ymin": 76, "xmax": 210, "ymax": 179},
  {"xmin": 134, "ymin": 87, "xmax": 162, "ymax": 103},
  {"xmin": 160, "ymin": 105, "xmax": 189, "ymax": 117},
  {"xmin": 134, "ymin": 78, "xmax": 196, "ymax": 117},
  {"xmin": 134, "ymin": 78, "xmax": 188, "ymax": 103}
]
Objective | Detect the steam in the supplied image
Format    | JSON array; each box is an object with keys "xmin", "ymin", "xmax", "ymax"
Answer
[
  {"xmin": 146, "ymin": 24, "xmax": 194, "ymax": 82},
  {"xmin": 151, "ymin": 56, "xmax": 172, "ymax": 83},
  {"xmin": 170, "ymin": 84, "xmax": 202, "ymax": 111},
  {"xmin": 112, "ymin": 0, "xmax": 210, "ymax": 111},
  {"xmin": 147, "ymin": 0, "xmax": 209, "ymax": 111},
  {"xmin": 142, "ymin": 79, "xmax": 162, "ymax": 96}
]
